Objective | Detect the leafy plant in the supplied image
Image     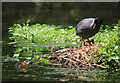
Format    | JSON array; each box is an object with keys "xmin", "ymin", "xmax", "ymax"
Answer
[
  {"xmin": 9, "ymin": 20, "xmax": 120, "ymax": 69},
  {"xmin": 91, "ymin": 21, "xmax": 120, "ymax": 70}
]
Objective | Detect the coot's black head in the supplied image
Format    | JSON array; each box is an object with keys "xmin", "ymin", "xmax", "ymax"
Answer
[{"xmin": 94, "ymin": 18, "xmax": 102, "ymax": 25}]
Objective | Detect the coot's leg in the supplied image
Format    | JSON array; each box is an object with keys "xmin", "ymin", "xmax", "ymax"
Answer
[
  {"xmin": 91, "ymin": 39, "xmax": 94, "ymax": 45},
  {"xmin": 86, "ymin": 39, "xmax": 94, "ymax": 46},
  {"xmin": 87, "ymin": 39, "xmax": 90, "ymax": 46},
  {"xmin": 80, "ymin": 37, "xmax": 84, "ymax": 46}
]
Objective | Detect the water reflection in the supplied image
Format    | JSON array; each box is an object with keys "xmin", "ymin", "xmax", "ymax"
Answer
[{"xmin": 2, "ymin": 60, "xmax": 120, "ymax": 82}]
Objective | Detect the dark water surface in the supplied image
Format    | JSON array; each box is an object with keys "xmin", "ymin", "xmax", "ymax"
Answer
[{"xmin": 2, "ymin": 58, "xmax": 120, "ymax": 82}]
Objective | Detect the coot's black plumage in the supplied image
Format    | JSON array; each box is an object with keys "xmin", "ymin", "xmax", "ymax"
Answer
[{"xmin": 76, "ymin": 18, "xmax": 102, "ymax": 46}]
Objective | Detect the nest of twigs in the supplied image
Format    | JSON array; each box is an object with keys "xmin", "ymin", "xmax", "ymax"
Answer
[{"xmin": 43, "ymin": 42, "xmax": 105, "ymax": 69}]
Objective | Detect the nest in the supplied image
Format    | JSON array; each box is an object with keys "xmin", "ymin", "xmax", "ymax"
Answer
[{"xmin": 44, "ymin": 43, "xmax": 105, "ymax": 69}]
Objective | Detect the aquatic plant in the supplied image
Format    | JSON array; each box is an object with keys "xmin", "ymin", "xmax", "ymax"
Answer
[{"xmin": 9, "ymin": 20, "xmax": 120, "ymax": 70}]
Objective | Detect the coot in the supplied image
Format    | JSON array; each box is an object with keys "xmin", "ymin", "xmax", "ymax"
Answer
[{"xmin": 76, "ymin": 18, "xmax": 102, "ymax": 46}]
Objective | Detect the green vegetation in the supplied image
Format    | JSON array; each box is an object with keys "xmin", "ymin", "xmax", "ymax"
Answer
[
  {"xmin": 92, "ymin": 23, "xmax": 120, "ymax": 70},
  {"xmin": 9, "ymin": 20, "xmax": 120, "ymax": 70}
]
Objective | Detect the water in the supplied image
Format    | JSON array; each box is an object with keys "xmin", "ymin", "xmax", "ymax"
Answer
[{"xmin": 2, "ymin": 58, "xmax": 120, "ymax": 82}]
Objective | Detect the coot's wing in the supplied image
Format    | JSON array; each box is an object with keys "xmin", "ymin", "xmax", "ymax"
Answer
[{"xmin": 76, "ymin": 18, "xmax": 94, "ymax": 35}]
